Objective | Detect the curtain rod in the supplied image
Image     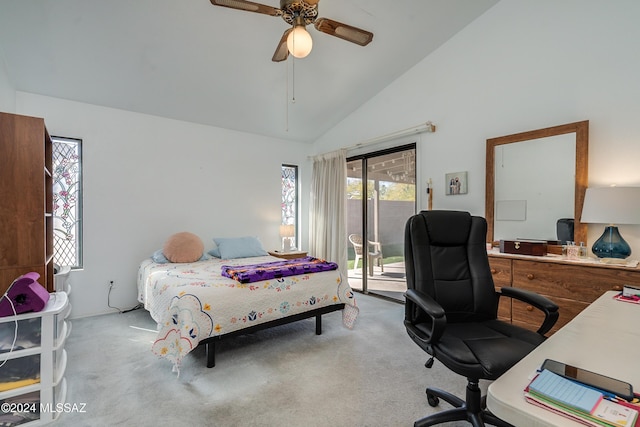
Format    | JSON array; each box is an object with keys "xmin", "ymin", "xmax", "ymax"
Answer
[
  {"xmin": 347, "ymin": 121, "xmax": 436, "ymax": 150},
  {"xmin": 309, "ymin": 121, "xmax": 436, "ymax": 160}
]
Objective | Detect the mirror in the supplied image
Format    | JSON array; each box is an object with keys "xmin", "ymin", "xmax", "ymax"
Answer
[{"xmin": 485, "ymin": 121, "xmax": 589, "ymax": 245}]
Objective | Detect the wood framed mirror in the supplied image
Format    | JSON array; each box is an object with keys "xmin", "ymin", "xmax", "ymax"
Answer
[{"xmin": 485, "ymin": 121, "xmax": 589, "ymax": 246}]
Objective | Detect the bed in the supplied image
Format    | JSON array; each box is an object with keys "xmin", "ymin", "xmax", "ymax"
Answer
[{"xmin": 137, "ymin": 254, "xmax": 358, "ymax": 371}]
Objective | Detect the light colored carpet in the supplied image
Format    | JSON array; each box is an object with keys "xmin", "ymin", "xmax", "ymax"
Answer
[{"xmin": 55, "ymin": 294, "xmax": 489, "ymax": 426}]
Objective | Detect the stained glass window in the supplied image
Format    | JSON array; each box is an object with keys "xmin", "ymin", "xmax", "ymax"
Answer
[
  {"xmin": 52, "ymin": 137, "xmax": 83, "ymax": 268},
  {"xmin": 281, "ymin": 164, "xmax": 298, "ymax": 246}
]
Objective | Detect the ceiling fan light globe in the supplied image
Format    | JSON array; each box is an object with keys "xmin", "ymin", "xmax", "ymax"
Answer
[{"xmin": 286, "ymin": 26, "xmax": 313, "ymax": 58}]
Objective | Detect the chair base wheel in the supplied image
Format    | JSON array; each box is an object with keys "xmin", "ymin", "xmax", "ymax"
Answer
[
  {"xmin": 426, "ymin": 392, "xmax": 439, "ymax": 407},
  {"xmin": 414, "ymin": 382, "xmax": 514, "ymax": 427}
]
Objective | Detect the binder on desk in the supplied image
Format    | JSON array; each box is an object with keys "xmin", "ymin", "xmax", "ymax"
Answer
[{"xmin": 525, "ymin": 369, "xmax": 639, "ymax": 427}]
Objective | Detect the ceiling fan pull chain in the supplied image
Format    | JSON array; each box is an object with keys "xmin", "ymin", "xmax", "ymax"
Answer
[
  {"xmin": 285, "ymin": 58, "xmax": 289, "ymax": 132},
  {"xmin": 291, "ymin": 56, "xmax": 296, "ymax": 103}
]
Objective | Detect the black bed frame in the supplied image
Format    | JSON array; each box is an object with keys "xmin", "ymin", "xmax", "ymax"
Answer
[{"xmin": 199, "ymin": 303, "xmax": 345, "ymax": 368}]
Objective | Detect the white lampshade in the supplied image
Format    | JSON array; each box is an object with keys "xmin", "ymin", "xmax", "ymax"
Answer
[
  {"xmin": 286, "ymin": 25, "xmax": 313, "ymax": 58},
  {"xmin": 580, "ymin": 186, "xmax": 640, "ymax": 225},
  {"xmin": 279, "ymin": 224, "xmax": 295, "ymax": 238}
]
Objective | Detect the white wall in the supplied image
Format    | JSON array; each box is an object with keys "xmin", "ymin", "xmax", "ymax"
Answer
[
  {"xmin": 314, "ymin": 0, "xmax": 640, "ymax": 256},
  {"xmin": 16, "ymin": 92, "xmax": 312, "ymax": 318},
  {"xmin": 0, "ymin": 54, "xmax": 15, "ymax": 112}
]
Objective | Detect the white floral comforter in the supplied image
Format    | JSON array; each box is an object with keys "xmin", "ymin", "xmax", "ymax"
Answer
[{"xmin": 137, "ymin": 255, "xmax": 358, "ymax": 370}]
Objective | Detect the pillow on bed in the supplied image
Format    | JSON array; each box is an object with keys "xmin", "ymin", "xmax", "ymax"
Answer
[
  {"xmin": 212, "ymin": 236, "xmax": 268, "ymax": 259},
  {"xmin": 151, "ymin": 249, "xmax": 171, "ymax": 263},
  {"xmin": 163, "ymin": 232, "xmax": 205, "ymax": 263},
  {"xmin": 152, "ymin": 249, "xmax": 209, "ymax": 264}
]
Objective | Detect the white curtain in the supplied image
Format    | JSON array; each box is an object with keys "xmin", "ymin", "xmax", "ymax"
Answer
[{"xmin": 309, "ymin": 149, "xmax": 347, "ymax": 276}]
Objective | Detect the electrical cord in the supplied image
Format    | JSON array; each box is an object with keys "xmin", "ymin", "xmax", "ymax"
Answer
[
  {"xmin": 107, "ymin": 282, "xmax": 142, "ymax": 314},
  {"xmin": 0, "ymin": 292, "xmax": 19, "ymax": 369}
]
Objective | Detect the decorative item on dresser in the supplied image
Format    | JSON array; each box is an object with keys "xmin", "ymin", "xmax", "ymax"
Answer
[
  {"xmin": 580, "ymin": 186, "xmax": 640, "ymax": 259},
  {"xmin": 488, "ymin": 252, "xmax": 640, "ymax": 334},
  {"xmin": 0, "ymin": 112, "xmax": 55, "ymax": 295}
]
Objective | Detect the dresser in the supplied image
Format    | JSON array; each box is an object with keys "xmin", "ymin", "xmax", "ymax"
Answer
[
  {"xmin": 0, "ymin": 292, "xmax": 70, "ymax": 426},
  {"xmin": 488, "ymin": 252, "xmax": 640, "ymax": 334}
]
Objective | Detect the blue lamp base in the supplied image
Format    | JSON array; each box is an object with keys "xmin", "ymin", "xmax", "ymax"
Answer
[{"xmin": 591, "ymin": 226, "xmax": 631, "ymax": 259}]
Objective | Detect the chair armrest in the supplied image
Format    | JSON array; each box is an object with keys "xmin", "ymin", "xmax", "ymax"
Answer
[
  {"xmin": 405, "ymin": 289, "xmax": 447, "ymax": 343},
  {"xmin": 499, "ymin": 287, "xmax": 559, "ymax": 335},
  {"xmin": 368, "ymin": 240, "xmax": 382, "ymax": 253}
]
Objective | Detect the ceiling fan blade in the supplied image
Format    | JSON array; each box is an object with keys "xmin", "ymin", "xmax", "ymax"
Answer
[
  {"xmin": 210, "ymin": 0, "xmax": 280, "ymax": 16},
  {"xmin": 314, "ymin": 18, "xmax": 373, "ymax": 46},
  {"xmin": 272, "ymin": 29, "xmax": 292, "ymax": 62}
]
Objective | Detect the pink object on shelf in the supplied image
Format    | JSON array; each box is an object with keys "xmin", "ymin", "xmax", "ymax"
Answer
[{"xmin": 0, "ymin": 272, "xmax": 51, "ymax": 317}]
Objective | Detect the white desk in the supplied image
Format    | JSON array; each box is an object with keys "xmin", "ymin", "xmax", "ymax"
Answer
[{"xmin": 487, "ymin": 291, "xmax": 640, "ymax": 427}]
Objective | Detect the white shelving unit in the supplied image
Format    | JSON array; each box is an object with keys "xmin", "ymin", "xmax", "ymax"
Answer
[
  {"xmin": 0, "ymin": 292, "xmax": 70, "ymax": 426},
  {"xmin": 53, "ymin": 267, "xmax": 71, "ymax": 295}
]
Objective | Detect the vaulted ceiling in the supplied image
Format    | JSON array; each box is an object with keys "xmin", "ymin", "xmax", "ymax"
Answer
[{"xmin": 0, "ymin": 0, "xmax": 498, "ymax": 142}]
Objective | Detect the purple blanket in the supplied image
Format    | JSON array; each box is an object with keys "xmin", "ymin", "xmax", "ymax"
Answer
[{"xmin": 221, "ymin": 256, "xmax": 338, "ymax": 284}]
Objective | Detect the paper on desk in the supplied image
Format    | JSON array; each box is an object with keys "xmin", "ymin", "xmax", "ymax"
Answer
[
  {"xmin": 528, "ymin": 369, "xmax": 603, "ymax": 414},
  {"xmin": 593, "ymin": 399, "xmax": 638, "ymax": 427}
]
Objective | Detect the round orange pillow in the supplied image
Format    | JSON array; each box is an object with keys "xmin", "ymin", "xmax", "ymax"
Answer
[{"xmin": 162, "ymin": 232, "xmax": 204, "ymax": 263}]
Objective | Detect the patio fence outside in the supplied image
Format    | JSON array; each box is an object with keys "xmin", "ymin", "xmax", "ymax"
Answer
[{"xmin": 346, "ymin": 199, "xmax": 414, "ymax": 259}]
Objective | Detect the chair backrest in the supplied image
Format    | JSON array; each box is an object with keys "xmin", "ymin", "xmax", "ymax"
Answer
[
  {"xmin": 348, "ymin": 234, "xmax": 364, "ymax": 255},
  {"xmin": 404, "ymin": 210, "xmax": 498, "ymax": 323}
]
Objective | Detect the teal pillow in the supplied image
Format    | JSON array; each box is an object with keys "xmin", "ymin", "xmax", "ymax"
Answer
[{"xmin": 212, "ymin": 236, "xmax": 268, "ymax": 259}]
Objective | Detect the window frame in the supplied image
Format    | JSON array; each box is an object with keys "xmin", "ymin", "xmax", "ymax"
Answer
[
  {"xmin": 281, "ymin": 164, "xmax": 299, "ymax": 249},
  {"xmin": 51, "ymin": 135, "xmax": 83, "ymax": 269}
]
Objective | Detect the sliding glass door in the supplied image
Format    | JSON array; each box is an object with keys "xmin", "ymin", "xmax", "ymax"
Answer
[{"xmin": 346, "ymin": 145, "xmax": 416, "ymax": 301}]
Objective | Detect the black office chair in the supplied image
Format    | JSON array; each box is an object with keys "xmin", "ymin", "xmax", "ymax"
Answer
[{"xmin": 404, "ymin": 211, "xmax": 559, "ymax": 427}]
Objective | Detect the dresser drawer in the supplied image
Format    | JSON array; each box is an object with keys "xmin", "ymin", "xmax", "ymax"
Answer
[
  {"xmin": 489, "ymin": 258, "xmax": 513, "ymax": 321},
  {"xmin": 488, "ymin": 257, "xmax": 512, "ymax": 288},
  {"xmin": 512, "ymin": 295, "xmax": 588, "ymax": 334},
  {"xmin": 511, "ymin": 260, "xmax": 632, "ymax": 303}
]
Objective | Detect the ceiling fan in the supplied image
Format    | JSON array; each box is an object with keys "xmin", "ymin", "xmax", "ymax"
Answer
[{"xmin": 210, "ymin": 0, "xmax": 374, "ymax": 62}]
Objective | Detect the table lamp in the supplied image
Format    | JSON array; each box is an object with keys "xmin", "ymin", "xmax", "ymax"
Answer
[
  {"xmin": 580, "ymin": 186, "xmax": 640, "ymax": 258},
  {"xmin": 279, "ymin": 224, "xmax": 295, "ymax": 252}
]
